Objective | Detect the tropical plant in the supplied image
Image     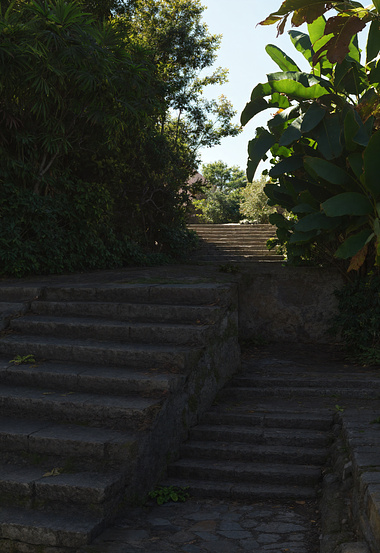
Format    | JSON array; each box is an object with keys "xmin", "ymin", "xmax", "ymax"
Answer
[{"xmin": 241, "ymin": 4, "xmax": 380, "ymax": 271}]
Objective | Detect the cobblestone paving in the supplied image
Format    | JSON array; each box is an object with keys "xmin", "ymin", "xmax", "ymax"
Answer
[{"xmin": 89, "ymin": 498, "xmax": 320, "ymax": 553}]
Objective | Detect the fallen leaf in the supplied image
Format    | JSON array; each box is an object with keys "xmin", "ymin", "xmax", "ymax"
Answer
[
  {"xmin": 296, "ymin": 500, "xmax": 305, "ymax": 505},
  {"xmin": 43, "ymin": 467, "xmax": 63, "ymax": 477}
]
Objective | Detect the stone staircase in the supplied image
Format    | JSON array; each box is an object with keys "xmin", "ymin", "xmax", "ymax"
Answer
[
  {"xmin": 164, "ymin": 348, "xmax": 380, "ymax": 503},
  {"xmin": 188, "ymin": 223, "xmax": 283, "ymax": 263},
  {"xmin": 0, "ymin": 282, "xmax": 240, "ymax": 552}
]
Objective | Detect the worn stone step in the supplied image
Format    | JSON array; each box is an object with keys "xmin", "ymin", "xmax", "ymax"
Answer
[
  {"xmin": 180, "ymin": 441, "xmax": 328, "ymax": 465},
  {"xmin": 0, "ymin": 416, "xmax": 140, "ymax": 469},
  {"xmin": 0, "ymin": 384, "xmax": 161, "ymax": 430},
  {"xmin": 189, "ymin": 424, "xmax": 328, "ymax": 447},
  {"xmin": 219, "ymin": 386, "xmax": 380, "ymax": 400},
  {"xmin": 232, "ymin": 375, "xmax": 380, "ymax": 390},
  {"xmin": 168, "ymin": 458, "xmax": 321, "ymax": 486},
  {"xmin": 42, "ymin": 283, "xmax": 235, "ymax": 306},
  {"xmin": 1, "ymin": 462, "xmax": 123, "ymax": 515},
  {"xmin": 190, "ymin": 256, "xmax": 282, "ymax": 263},
  {"xmin": 0, "ymin": 358, "xmax": 183, "ymax": 395},
  {"xmin": 0, "ymin": 287, "xmax": 41, "ymax": 302},
  {"xmin": 0, "ymin": 334, "xmax": 202, "ymax": 370},
  {"xmin": 0, "ymin": 506, "xmax": 103, "ymax": 548},
  {"xmin": 162, "ymin": 477, "xmax": 317, "ymax": 501},
  {"xmin": 202, "ymin": 409, "xmax": 332, "ymax": 430},
  {"xmin": 10, "ymin": 315, "xmax": 214, "ymax": 346},
  {"xmin": 30, "ymin": 300, "xmax": 222, "ymax": 324}
]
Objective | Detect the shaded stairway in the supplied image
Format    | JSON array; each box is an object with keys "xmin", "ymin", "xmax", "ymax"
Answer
[
  {"xmin": 188, "ymin": 223, "xmax": 283, "ymax": 263},
  {"xmin": 0, "ymin": 282, "xmax": 240, "ymax": 551},
  {"xmin": 164, "ymin": 345, "xmax": 380, "ymax": 502}
]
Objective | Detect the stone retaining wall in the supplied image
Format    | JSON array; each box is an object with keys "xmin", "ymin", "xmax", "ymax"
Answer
[{"xmin": 237, "ymin": 265, "xmax": 344, "ymax": 343}]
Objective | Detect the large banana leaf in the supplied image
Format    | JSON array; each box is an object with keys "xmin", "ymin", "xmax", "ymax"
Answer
[
  {"xmin": 322, "ymin": 192, "xmax": 373, "ymax": 216},
  {"xmin": 363, "ymin": 130, "xmax": 380, "ymax": 199},
  {"xmin": 265, "ymin": 44, "xmax": 301, "ymax": 72},
  {"xmin": 335, "ymin": 228, "xmax": 374, "ymax": 259}
]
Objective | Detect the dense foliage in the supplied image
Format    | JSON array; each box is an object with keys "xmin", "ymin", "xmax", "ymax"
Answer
[
  {"xmin": 332, "ymin": 273, "xmax": 380, "ymax": 365},
  {"xmin": 192, "ymin": 162, "xmax": 246, "ymax": 223},
  {"xmin": 241, "ymin": 1, "xmax": 380, "ymax": 271},
  {"xmin": 240, "ymin": 176, "xmax": 278, "ymax": 224},
  {"xmin": 0, "ymin": 0, "xmax": 239, "ymax": 276}
]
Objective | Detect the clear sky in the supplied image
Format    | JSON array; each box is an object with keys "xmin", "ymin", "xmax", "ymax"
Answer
[
  {"xmin": 197, "ymin": 0, "xmax": 305, "ymax": 174},
  {"xmin": 197, "ymin": 0, "xmax": 367, "ymax": 175}
]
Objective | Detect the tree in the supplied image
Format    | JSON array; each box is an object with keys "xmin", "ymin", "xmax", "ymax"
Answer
[
  {"xmin": 201, "ymin": 161, "xmax": 247, "ymax": 193},
  {"xmin": 192, "ymin": 161, "xmax": 246, "ymax": 223},
  {"xmin": 0, "ymin": 0, "xmax": 239, "ymax": 276}
]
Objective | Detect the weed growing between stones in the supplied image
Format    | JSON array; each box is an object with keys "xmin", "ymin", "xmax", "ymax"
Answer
[
  {"xmin": 148, "ymin": 485, "xmax": 190, "ymax": 505},
  {"xmin": 9, "ymin": 354, "xmax": 36, "ymax": 365}
]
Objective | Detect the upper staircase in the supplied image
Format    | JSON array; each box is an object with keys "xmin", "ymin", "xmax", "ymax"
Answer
[
  {"xmin": 188, "ymin": 223, "xmax": 283, "ymax": 263},
  {"xmin": 0, "ymin": 282, "xmax": 240, "ymax": 551}
]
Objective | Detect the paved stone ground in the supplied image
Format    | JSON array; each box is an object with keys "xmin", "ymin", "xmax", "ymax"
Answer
[{"xmin": 88, "ymin": 497, "xmax": 320, "ymax": 553}]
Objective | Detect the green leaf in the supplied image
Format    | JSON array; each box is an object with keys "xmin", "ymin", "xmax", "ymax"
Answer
[
  {"xmin": 268, "ymin": 106, "xmax": 300, "ymax": 129},
  {"xmin": 344, "ymin": 109, "xmax": 361, "ymax": 151},
  {"xmin": 291, "ymin": 203, "xmax": 318, "ymax": 214},
  {"xmin": 322, "ymin": 192, "xmax": 373, "ymax": 217},
  {"xmin": 269, "ymin": 212, "xmax": 293, "ymax": 229},
  {"xmin": 241, "ymin": 98, "xmax": 269, "ymax": 126},
  {"xmin": 295, "ymin": 211, "xmax": 342, "ymax": 231},
  {"xmin": 289, "ymin": 229, "xmax": 320, "ymax": 244},
  {"xmin": 247, "ymin": 130, "xmax": 276, "ymax": 182},
  {"xmin": 279, "ymin": 114, "xmax": 304, "ymax": 146},
  {"xmin": 289, "ymin": 30, "xmax": 314, "ymax": 65},
  {"xmin": 335, "ymin": 229, "xmax": 374, "ymax": 259},
  {"xmin": 366, "ymin": 20, "xmax": 380, "ymax": 63},
  {"xmin": 264, "ymin": 184, "xmax": 295, "ymax": 210},
  {"xmin": 363, "ymin": 130, "xmax": 380, "ymax": 199},
  {"xmin": 265, "ymin": 44, "xmax": 301, "ymax": 72},
  {"xmin": 312, "ymin": 114, "xmax": 343, "ymax": 160},
  {"xmin": 304, "ymin": 157, "xmax": 357, "ymax": 188},
  {"xmin": 269, "ymin": 155, "xmax": 303, "ymax": 177},
  {"xmin": 348, "ymin": 152, "xmax": 364, "ymax": 179},
  {"xmin": 307, "ymin": 14, "xmax": 326, "ymax": 45},
  {"xmin": 301, "ymin": 102, "xmax": 326, "ymax": 133}
]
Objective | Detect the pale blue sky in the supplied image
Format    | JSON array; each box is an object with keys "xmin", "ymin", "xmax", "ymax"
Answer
[
  {"xmin": 197, "ymin": 0, "xmax": 367, "ymax": 175},
  {"xmin": 198, "ymin": 0, "xmax": 306, "ymax": 173}
]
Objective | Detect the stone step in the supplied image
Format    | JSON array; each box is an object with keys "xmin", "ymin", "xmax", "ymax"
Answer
[
  {"xmin": 0, "ymin": 506, "xmax": 103, "ymax": 548},
  {"xmin": 10, "ymin": 315, "xmax": 214, "ymax": 346},
  {"xmin": 0, "ymin": 384, "xmax": 161, "ymax": 431},
  {"xmin": 168, "ymin": 458, "xmax": 321, "ymax": 486},
  {"xmin": 189, "ymin": 424, "xmax": 328, "ymax": 447},
  {"xmin": 180, "ymin": 441, "xmax": 328, "ymax": 465},
  {"xmin": 30, "ymin": 300, "xmax": 222, "ymax": 324},
  {"xmin": 202, "ymin": 409, "xmax": 332, "ymax": 430},
  {"xmin": 1, "ymin": 358, "xmax": 183, "ymax": 395},
  {"xmin": 1, "ymin": 462, "xmax": 123, "ymax": 516},
  {"xmin": 0, "ymin": 287, "xmax": 41, "ymax": 302},
  {"xmin": 232, "ymin": 375, "xmax": 380, "ymax": 389},
  {"xmin": 0, "ymin": 334, "xmax": 202, "ymax": 370},
  {"xmin": 162, "ymin": 477, "xmax": 317, "ymax": 501},
  {"xmin": 219, "ymin": 385, "xmax": 380, "ymax": 400},
  {"xmin": 0, "ymin": 416, "xmax": 140, "ymax": 470},
  {"xmin": 190, "ymin": 256, "xmax": 282, "ymax": 263},
  {"xmin": 42, "ymin": 283, "xmax": 234, "ymax": 306}
]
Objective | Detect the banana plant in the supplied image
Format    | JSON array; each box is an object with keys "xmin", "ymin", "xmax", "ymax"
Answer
[{"xmin": 241, "ymin": 11, "xmax": 380, "ymax": 271}]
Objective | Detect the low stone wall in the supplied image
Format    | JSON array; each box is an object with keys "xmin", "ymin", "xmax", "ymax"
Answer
[{"xmin": 237, "ymin": 265, "xmax": 344, "ymax": 343}]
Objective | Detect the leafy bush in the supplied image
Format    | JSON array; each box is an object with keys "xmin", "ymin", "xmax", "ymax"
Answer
[
  {"xmin": 239, "ymin": 176, "xmax": 277, "ymax": 223},
  {"xmin": 193, "ymin": 189, "xmax": 242, "ymax": 223},
  {"xmin": 332, "ymin": 272, "xmax": 380, "ymax": 365}
]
